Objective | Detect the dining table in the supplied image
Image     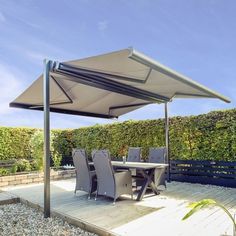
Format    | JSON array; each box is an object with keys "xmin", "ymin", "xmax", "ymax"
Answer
[{"xmin": 111, "ymin": 161, "xmax": 168, "ymax": 201}]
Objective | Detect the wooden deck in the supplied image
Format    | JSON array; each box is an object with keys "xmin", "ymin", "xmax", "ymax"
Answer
[{"xmin": 2, "ymin": 179, "xmax": 236, "ymax": 236}]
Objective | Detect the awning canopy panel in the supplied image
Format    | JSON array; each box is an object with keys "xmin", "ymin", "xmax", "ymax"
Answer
[{"xmin": 10, "ymin": 48, "xmax": 230, "ymax": 118}]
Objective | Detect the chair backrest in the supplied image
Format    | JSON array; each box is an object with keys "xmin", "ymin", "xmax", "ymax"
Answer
[
  {"xmin": 92, "ymin": 150, "xmax": 115, "ymax": 194},
  {"xmin": 127, "ymin": 147, "xmax": 141, "ymax": 162},
  {"xmin": 148, "ymin": 147, "xmax": 166, "ymax": 163},
  {"xmin": 72, "ymin": 149, "xmax": 90, "ymax": 187}
]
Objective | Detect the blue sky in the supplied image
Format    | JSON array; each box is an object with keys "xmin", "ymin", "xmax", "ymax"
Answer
[{"xmin": 0, "ymin": 0, "xmax": 235, "ymax": 128}]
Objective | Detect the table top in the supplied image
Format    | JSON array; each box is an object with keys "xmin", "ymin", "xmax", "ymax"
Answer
[{"xmin": 111, "ymin": 161, "xmax": 168, "ymax": 170}]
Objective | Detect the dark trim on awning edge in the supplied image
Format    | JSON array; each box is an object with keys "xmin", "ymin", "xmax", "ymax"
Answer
[
  {"xmin": 9, "ymin": 102, "xmax": 116, "ymax": 119},
  {"xmin": 109, "ymin": 102, "xmax": 152, "ymax": 110}
]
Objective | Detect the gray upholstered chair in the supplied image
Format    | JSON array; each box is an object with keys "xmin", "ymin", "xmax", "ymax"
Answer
[
  {"xmin": 72, "ymin": 149, "xmax": 97, "ymax": 199},
  {"xmin": 148, "ymin": 147, "xmax": 167, "ymax": 188},
  {"xmin": 92, "ymin": 150, "xmax": 133, "ymax": 203},
  {"xmin": 148, "ymin": 147, "xmax": 166, "ymax": 163},
  {"xmin": 127, "ymin": 147, "xmax": 141, "ymax": 162}
]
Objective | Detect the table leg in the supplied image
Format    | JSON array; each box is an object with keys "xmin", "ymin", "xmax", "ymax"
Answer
[{"xmin": 136, "ymin": 168, "xmax": 159, "ymax": 201}]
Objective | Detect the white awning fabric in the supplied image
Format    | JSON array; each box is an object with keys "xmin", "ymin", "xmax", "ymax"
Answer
[{"xmin": 10, "ymin": 48, "xmax": 230, "ymax": 118}]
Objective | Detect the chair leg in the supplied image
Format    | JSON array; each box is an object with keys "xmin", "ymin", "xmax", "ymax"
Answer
[
  {"xmin": 95, "ymin": 192, "xmax": 98, "ymax": 201},
  {"xmin": 88, "ymin": 193, "xmax": 91, "ymax": 200},
  {"xmin": 113, "ymin": 198, "xmax": 116, "ymax": 205}
]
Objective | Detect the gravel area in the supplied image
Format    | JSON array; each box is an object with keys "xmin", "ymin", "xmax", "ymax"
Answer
[{"xmin": 0, "ymin": 203, "xmax": 97, "ymax": 236}]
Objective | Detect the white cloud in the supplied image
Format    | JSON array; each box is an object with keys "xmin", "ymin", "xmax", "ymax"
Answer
[
  {"xmin": 0, "ymin": 11, "xmax": 6, "ymax": 22},
  {"xmin": 0, "ymin": 64, "xmax": 24, "ymax": 115},
  {"xmin": 98, "ymin": 20, "xmax": 108, "ymax": 31}
]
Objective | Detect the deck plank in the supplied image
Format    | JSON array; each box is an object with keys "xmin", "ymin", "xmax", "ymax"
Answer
[{"xmin": 2, "ymin": 179, "xmax": 236, "ymax": 236}]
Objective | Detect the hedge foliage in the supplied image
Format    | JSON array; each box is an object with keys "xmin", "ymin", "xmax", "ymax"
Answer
[
  {"xmin": 53, "ymin": 108, "xmax": 236, "ymax": 161},
  {"xmin": 0, "ymin": 109, "xmax": 236, "ymax": 162},
  {"xmin": 0, "ymin": 127, "xmax": 36, "ymax": 160}
]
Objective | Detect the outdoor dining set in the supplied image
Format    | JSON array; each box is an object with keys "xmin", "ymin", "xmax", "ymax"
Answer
[{"xmin": 72, "ymin": 147, "xmax": 168, "ymax": 203}]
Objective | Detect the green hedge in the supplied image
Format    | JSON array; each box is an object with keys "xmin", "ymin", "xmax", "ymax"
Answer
[
  {"xmin": 169, "ymin": 110, "xmax": 236, "ymax": 161},
  {"xmin": 53, "ymin": 108, "xmax": 236, "ymax": 161},
  {"xmin": 1, "ymin": 108, "xmax": 236, "ymax": 162},
  {"xmin": 0, "ymin": 127, "xmax": 36, "ymax": 160},
  {"xmin": 70, "ymin": 120, "xmax": 165, "ymax": 159}
]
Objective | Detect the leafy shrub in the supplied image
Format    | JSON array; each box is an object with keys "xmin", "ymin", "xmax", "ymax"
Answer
[
  {"xmin": 29, "ymin": 130, "xmax": 62, "ymax": 169},
  {"xmin": 13, "ymin": 159, "xmax": 31, "ymax": 172},
  {"xmin": 0, "ymin": 167, "xmax": 9, "ymax": 176},
  {"xmin": 52, "ymin": 129, "xmax": 75, "ymax": 157},
  {"xmin": 10, "ymin": 165, "xmax": 17, "ymax": 174},
  {"xmin": 52, "ymin": 151, "xmax": 62, "ymax": 168},
  {"xmin": 30, "ymin": 159, "xmax": 40, "ymax": 171},
  {"xmin": 29, "ymin": 130, "xmax": 44, "ymax": 170}
]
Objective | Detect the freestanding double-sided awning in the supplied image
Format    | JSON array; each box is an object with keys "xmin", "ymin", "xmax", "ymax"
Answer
[
  {"xmin": 10, "ymin": 48, "xmax": 230, "ymax": 117},
  {"xmin": 10, "ymin": 48, "xmax": 230, "ymax": 218}
]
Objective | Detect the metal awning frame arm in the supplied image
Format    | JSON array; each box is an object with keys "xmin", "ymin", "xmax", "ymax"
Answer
[{"xmin": 53, "ymin": 62, "xmax": 170, "ymax": 103}]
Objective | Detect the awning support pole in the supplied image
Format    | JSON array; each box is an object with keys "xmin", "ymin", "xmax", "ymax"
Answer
[
  {"xmin": 164, "ymin": 102, "xmax": 171, "ymax": 182},
  {"xmin": 44, "ymin": 59, "xmax": 52, "ymax": 218}
]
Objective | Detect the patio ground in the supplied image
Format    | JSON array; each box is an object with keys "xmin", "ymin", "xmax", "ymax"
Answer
[{"xmin": 2, "ymin": 179, "xmax": 236, "ymax": 236}]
